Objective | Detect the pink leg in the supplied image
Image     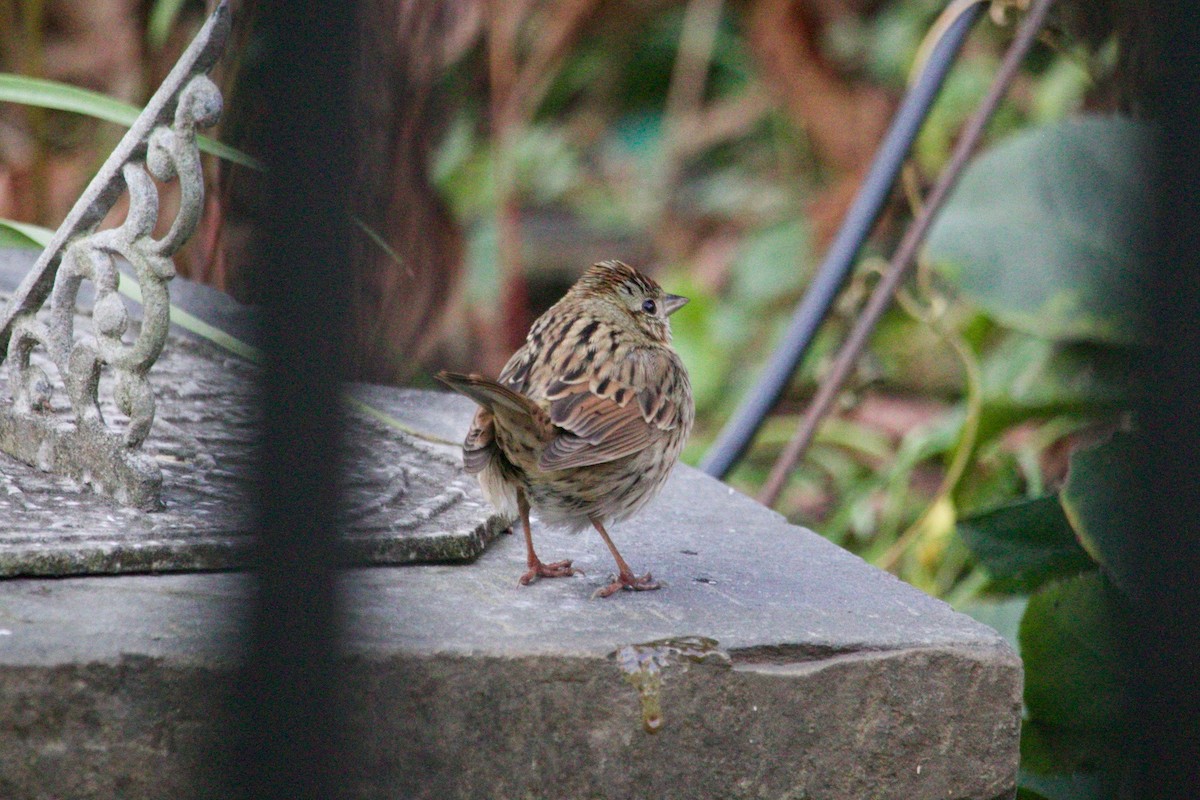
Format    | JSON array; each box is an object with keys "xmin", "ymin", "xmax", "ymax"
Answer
[
  {"xmin": 591, "ymin": 517, "xmax": 659, "ymax": 598},
  {"xmin": 516, "ymin": 489, "xmax": 575, "ymax": 585}
]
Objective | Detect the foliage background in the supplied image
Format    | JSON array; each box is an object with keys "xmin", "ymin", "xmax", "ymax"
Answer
[{"xmin": 0, "ymin": 0, "xmax": 1146, "ymax": 797}]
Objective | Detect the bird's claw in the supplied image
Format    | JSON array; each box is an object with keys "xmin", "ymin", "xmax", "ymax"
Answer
[
  {"xmin": 592, "ymin": 571, "xmax": 661, "ymax": 599},
  {"xmin": 518, "ymin": 559, "xmax": 578, "ymax": 585}
]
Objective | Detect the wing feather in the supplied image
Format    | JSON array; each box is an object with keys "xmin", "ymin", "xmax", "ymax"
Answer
[
  {"xmin": 538, "ymin": 348, "xmax": 686, "ymax": 471},
  {"xmin": 461, "ymin": 408, "xmax": 495, "ymax": 474}
]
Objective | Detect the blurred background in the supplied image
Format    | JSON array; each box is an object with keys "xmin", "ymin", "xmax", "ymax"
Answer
[
  {"xmin": 0, "ymin": 0, "xmax": 1141, "ymax": 587},
  {"xmin": 0, "ymin": 2, "xmax": 1149, "ymax": 793}
]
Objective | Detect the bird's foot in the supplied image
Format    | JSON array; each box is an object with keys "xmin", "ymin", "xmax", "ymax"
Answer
[
  {"xmin": 592, "ymin": 571, "xmax": 661, "ymax": 599},
  {"xmin": 518, "ymin": 559, "xmax": 577, "ymax": 585}
]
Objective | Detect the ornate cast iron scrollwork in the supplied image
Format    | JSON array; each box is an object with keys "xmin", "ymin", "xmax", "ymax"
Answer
[{"xmin": 0, "ymin": 3, "xmax": 230, "ymax": 509}]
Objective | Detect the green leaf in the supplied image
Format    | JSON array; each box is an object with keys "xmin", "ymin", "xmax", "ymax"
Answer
[
  {"xmin": 0, "ymin": 73, "xmax": 263, "ymax": 171},
  {"xmin": 1020, "ymin": 572, "xmax": 1127, "ymax": 735},
  {"xmin": 0, "ymin": 72, "xmax": 139, "ymax": 126},
  {"xmin": 0, "ymin": 218, "xmax": 52, "ymax": 249},
  {"xmin": 928, "ymin": 116, "xmax": 1153, "ymax": 343},
  {"xmin": 956, "ymin": 595, "xmax": 1027, "ymax": 651},
  {"xmin": 1017, "ymin": 766, "xmax": 1114, "ymax": 800},
  {"xmin": 979, "ymin": 333, "xmax": 1131, "ymax": 412},
  {"xmin": 958, "ymin": 496, "xmax": 1097, "ymax": 593},
  {"xmin": 0, "ymin": 223, "xmax": 452, "ymax": 451},
  {"xmin": 1020, "ymin": 719, "xmax": 1122, "ymax": 781},
  {"xmin": 1061, "ymin": 433, "xmax": 1136, "ymax": 596},
  {"xmin": 1015, "ymin": 789, "xmax": 1055, "ymax": 800}
]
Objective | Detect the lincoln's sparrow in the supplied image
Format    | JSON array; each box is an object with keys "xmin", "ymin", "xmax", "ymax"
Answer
[{"xmin": 438, "ymin": 260, "xmax": 694, "ymax": 598}]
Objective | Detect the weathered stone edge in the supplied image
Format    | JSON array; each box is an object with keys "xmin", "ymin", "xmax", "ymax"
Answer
[
  {"xmin": 0, "ymin": 513, "xmax": 509, "ymax": 578},
  {"xmin": 0, "ymin": 640, "xmax": 1022, "ymax": 800}
]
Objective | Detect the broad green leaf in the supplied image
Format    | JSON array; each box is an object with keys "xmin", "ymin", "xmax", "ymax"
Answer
[
  {"xmin": 979, "ymin": 333, "xmax": 1131, "ymax": 412},
  {"xmin": 0, "ymin": 73, "xmax": 262, "ymax": 171},
  {"xmin": 1061, "ymin": 433, "xmax": 1136, "ymax": 596},
  {"xmin": 928, "ymin": 116, "xmax": 1153, "ymax": 343},
  {"xmin": 1020, "ymin": 719, "xmax": 1122, "ymax": 782},
  {"xmin": 1020, "ymin": 572, "xmax": 1127, "ymax": 735},
  {"xmin": 958, "ymin": 496, "xmax": 1096, "ymax": 593}
]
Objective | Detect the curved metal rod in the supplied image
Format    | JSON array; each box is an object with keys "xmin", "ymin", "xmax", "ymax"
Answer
[
  {"xmin": 757, "ymin": 0, "xmax": 1057, "ymax": 507},
  {"xmin": 699, "ymin": 2, "xmax": 986, "ymax": 478}
]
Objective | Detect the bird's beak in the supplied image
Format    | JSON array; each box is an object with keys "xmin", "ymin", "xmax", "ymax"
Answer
[{"xmin": 661, "ymin": 293, "xmax": 689, "ymax": 316}]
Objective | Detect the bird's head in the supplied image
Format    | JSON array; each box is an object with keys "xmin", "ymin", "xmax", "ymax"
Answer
[{"xmin": 571, "ymin": 260, "xmax": 689, "ymax": 345}]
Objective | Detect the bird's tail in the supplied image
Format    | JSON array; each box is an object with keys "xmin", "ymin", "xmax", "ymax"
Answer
[{"xmin": 436, "ymin": 371, "xmax": 545, "ymax": 421}]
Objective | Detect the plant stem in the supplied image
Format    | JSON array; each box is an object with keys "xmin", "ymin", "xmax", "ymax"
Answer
[
  {"xmin": 758, "ymin": 0, "xmax": 1057, "ymax": 508},
  {"xmin": 658, "ymin": 0, "xmax": 725, "ymax": 214},
  {"xmin": 20, "ymin": 0, "xmax": 48, "ymax": 223}
]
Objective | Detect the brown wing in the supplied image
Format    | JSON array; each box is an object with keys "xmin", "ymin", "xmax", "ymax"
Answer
[
  {"xmin": 436, "ymin": 371, "xmax": 551, "ymax": 474},
  {"xmin": 461, "ymin": 408, "xmax": 496, "ymax": 474},
  {"xmin": 538, "ymin": 347, "xmax": 687, "ymax": 471},
  {"xmin": 497, "ymin": 342, "xmax": 536, "ymax": 393}
]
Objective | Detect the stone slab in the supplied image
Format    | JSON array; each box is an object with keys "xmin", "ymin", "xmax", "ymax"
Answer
[
  {"xmin": 0, "ymin": 388, "xmax": 1022, "ymax": 800},
  {"xmin": 0, "ymin": 248, "xmax": 505, "ymax": 575},
  {"xmin": 0, "ymin": 246, "xmax": 1021, "ymax": 799}
]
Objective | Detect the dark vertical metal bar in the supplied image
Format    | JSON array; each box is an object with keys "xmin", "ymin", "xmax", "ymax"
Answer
[
  {"xmin": 232, "ymin": 1, "xmax": 356, "ymax": 797},
  {"xmin": 699, "ymin": 2, "xmax": 985, "ymax": 478},
  {"xmin": 1127, "ymin": 3, "xmax": 1200, "ymax": 796}
]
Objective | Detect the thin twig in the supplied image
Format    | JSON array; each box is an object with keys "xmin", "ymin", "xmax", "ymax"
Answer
[
  {"xmin": 487, "ymin": 0, "xmax": 598, "ymax": 356},
  {"xmin": 487, "ymin": 0, "xmax": 532, "ymax": 355},
  {"xmin": 698, "ymin": 3, "xmax": 983, "ymax": 479},
  {"xmin": 671, "ymin": 88, "xmax": 773, "ymax": 160},
  {"xmin": 877, "ymin": 272, "xmax": 984, "ymax": 571},
  {"xmin": 509, "ymin": 0, "xmax": 599, "ymax": 121},
  {"xmin": 660, "ymin": 0, "xmax": 726, "ymax": 200},
  {"xmin": 757, "ymin": 0, "xmax": 1056, "ymax": 508}
]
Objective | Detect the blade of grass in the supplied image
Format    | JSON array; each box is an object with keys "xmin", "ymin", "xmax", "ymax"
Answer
[
  {"xmin": 0, "ymin": 218, "xmax": 52, "ymax": 249},
  {"xmin": 2, "ymin": 219, "xmax": 448, "ymax": 445},
  {"xmin": 116, "ymin": 271, "xmax": 261, "ymax": 364},
  {"xmin": 352, "ymin": 216, "xmax": 413, "ymax": 276},
  {"xmin": 0, "ymin": 73, "xmax": 263, "ymax": 171}
]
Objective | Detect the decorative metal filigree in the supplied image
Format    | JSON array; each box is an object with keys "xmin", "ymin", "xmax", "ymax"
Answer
[{"xmin": 0, "ymin": 2, "xmax": 230, "ymax": 509}]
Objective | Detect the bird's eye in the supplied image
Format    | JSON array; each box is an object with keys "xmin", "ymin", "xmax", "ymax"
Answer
[{"xmin": 641, "ymin": 299, "xmax": 658, "ymax": 315}]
